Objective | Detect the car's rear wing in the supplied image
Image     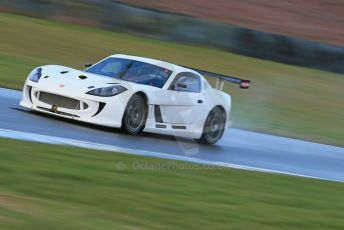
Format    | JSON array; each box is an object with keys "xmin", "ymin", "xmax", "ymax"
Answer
[{"xmin": 187, "ymin": 67, "xmax": 251, "ymax": 91}]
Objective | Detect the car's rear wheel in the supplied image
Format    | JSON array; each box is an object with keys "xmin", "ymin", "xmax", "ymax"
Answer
[
  {"xmin": 197, "ymin": 107, "xmax": 226, "ymax": 145},
  {"xmin": 122, "ymin": 94, "xmax": 147, "ymax": 135}
]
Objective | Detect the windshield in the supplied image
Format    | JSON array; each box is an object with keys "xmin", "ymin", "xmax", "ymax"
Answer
[{"xmin": 85, "ymin": 57, "xmax": 173, "ymax": 88}]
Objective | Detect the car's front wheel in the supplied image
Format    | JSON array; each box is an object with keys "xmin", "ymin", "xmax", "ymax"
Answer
[
  {"xmin": 197, "ymin": 107, "xmax": 226, "ymax": 145},
  {"xmin": 122, "ymin": 94, "xmax": 147, "ymax": 135}
]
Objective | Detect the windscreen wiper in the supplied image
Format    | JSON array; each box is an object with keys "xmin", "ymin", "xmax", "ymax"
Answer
[{"xmin": 118, "ymin": 61, "xmax": 134, "ymax": 79}]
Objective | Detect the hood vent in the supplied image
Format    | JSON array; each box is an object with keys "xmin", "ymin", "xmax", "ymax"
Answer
[
  {"xmin": 79, "ymin": 75, "xmax": 87, "ymax": 80},
  {"xmin": 60, "ymin": 71, "xmax": 69, "ymax": 74}
]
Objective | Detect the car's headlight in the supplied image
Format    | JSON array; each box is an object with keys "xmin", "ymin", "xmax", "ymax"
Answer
[
  {"xmin": 29, "ymin": 68, "xmax": 42, "ymax": 83},
  {"xmin": 86, "ymin": 85, "xmax": 127, "ymax": 97}
]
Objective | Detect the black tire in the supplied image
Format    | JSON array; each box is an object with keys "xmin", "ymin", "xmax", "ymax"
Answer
[
  {"xmin": 197, "ymin": 107, "xmax": 226, "ymax": 145},
  {"xmin": 122, "ymin": 94, "xmax": 147, "ymax": 135}
]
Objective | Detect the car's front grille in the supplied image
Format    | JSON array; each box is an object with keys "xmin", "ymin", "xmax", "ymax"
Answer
[
  {"xmin": 37, "ymin": 106, "xmax": 80, "ymax": 118},
  {"xmin": 39, "ymin": 92, "xmax": 80, "ymax": 110}
]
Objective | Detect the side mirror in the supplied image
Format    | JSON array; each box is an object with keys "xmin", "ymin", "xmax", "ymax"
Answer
[{"xmin": 84, "ymin": 63, "xmax": 93, "ymax": 68}]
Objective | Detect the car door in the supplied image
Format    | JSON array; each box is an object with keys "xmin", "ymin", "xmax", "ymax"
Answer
[{"xmin": 161, "ymin": 72, "xmax": 205, "ymax": 124}]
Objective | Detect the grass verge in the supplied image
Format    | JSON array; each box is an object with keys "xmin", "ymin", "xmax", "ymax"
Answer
[
  {"xmin": 0, "ymin": 13, "xmax": 343, "ymax": 145},
  {"xmin": 0, "ymin": 138, "xmax": 344, "ymax": 229}
]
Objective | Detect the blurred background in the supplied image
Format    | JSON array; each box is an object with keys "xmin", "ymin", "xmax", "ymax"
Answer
[{"xmin": 2, "ymin": 0, "xmax": 344, "ymax": 72}]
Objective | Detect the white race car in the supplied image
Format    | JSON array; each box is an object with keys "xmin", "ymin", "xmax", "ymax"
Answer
[{"xmin": 20, "ymin": 54, "xmax": 250, "ymax": 144}]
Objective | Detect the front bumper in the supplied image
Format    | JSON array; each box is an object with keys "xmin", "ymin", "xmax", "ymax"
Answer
[{"xmin": 20, "ymin": 84, "xmax": 129, "ymax": 128}]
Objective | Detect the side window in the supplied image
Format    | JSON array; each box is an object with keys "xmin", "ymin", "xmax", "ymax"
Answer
[{"xmin": 170, "ymin": 73, "xmax": 201, "ymax": 93}]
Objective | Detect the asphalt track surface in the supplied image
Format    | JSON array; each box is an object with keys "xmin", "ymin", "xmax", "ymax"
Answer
[{"xmin": 0, "ymin": 88, "xmax": 343, "ymax": 182}]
